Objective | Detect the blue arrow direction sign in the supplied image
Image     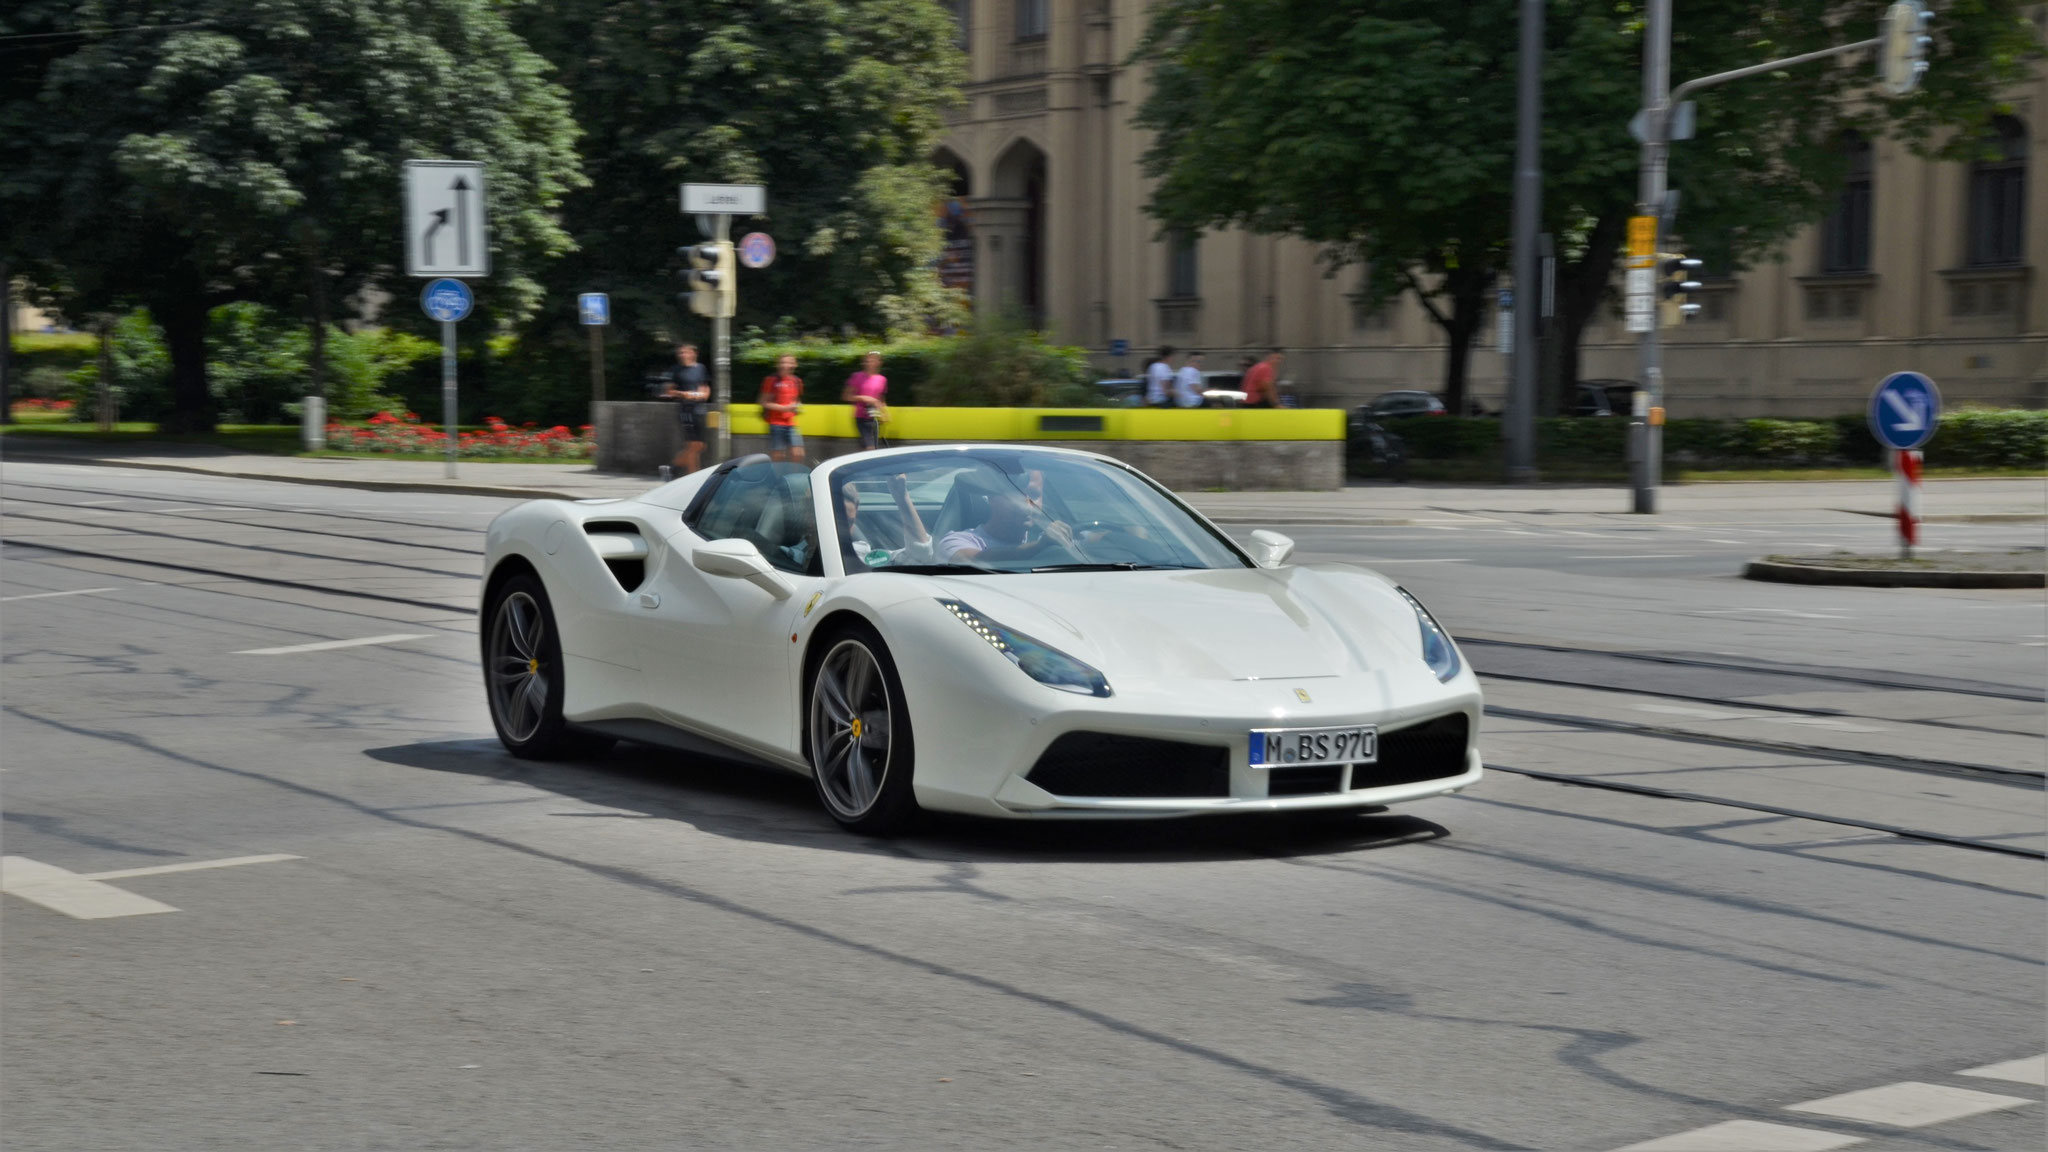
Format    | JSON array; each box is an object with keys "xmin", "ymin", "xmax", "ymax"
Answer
[
  {"xmin": 1868, "ymin": 371, "xmax": 1941, "ymax": 451},
  {"xmin": 421, "ymin": 278, "xmax": 473, "ymax": 323},
  {"xmin": 578, "ymin": 293, "xmax": 610, "ymax": 325}
]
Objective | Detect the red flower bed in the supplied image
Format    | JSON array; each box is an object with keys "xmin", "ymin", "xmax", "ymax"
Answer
[
  {"xmin": 11, "ymin": 398, "xmax": 76, "ymax": 414},
  {"xmin": 326, "ymin": 411, "xmax": 594, "ymax": 459}
]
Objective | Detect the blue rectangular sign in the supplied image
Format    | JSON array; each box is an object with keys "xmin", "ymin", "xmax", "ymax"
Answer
[{"xmin": 578, "ymin": 293, "xmax": 610, "ymax": 326}]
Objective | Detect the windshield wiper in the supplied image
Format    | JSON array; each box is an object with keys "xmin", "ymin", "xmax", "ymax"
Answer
[
  {"xmin": 883, "ymin": 563, "xmax": 999, "ymax": 575},
  {"xmin": 1029, "ymin": 562, "xmax": 1195, "ymax": 572}
]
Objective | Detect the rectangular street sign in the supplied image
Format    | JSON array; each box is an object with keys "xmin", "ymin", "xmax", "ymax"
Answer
[
  {"xmin": 405, "ymin": 161, "xmax": 489, "ymax": 278},
  {"xmin": 1626, "ymin": 295, "xmax": 1655, "ymax": 333},
  {"xmin": 1626, "ymin": 267, "xmax": 1654, "ymax": 296},
  {"xmin": 578, "ymin": 293, "xmax": 610, "ymax": 326},
  {"xmin": 1627, "ymin": 214, "xmax": 1658, "ymax": 264},
  {"xmin": 681, "ymin": 183, "xmax": 766, "ymax": 216}
]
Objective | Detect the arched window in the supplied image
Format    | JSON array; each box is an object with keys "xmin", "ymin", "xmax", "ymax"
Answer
[
  {"xmin": 1821, "ymin": 131, "xmax": 1873, "ymax": 273},
  {"xmin": 1967, "ymin": 117, "xmax": 2027, "ymax": 267}
]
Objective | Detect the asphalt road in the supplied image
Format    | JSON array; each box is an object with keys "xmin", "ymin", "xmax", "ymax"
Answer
[{"xmin": 3, "ymin": 461, "xmax": 2042, "ymax": 1152}]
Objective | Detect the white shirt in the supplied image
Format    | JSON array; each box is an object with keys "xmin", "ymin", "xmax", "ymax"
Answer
[
  {"xmin": 1174, "ymin": 364, "xmax": 1205, "ymax": 408},
  {"xmin": 936, "ymin": 527, "xmax": 991, "ymax": 561},
  {"xmin": 1145, "ymin": 361, "xmax": 1174, "ymax": 406}
]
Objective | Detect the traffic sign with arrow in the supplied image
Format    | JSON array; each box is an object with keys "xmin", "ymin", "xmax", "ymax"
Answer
[
  {"xmin": 405, "ymin": 160, "xmax": 489, "ymax": 278},
  {"xmin": 1868, "ymin": 371, "xmax": 1941, "ymax": 451}
]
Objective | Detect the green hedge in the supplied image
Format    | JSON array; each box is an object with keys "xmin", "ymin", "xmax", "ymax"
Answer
[
  {"xmin": 1378, "ymin": 409, "xmax": 2045, "ymax": 469},
  {"xmin": 734, "ymin": 317, "xmax": 1093, "ymax": 407}
]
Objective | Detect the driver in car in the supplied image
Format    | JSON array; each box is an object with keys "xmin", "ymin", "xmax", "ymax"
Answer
[{"xmin": 938, "ymin": 490, "xmax": 1077, "ymax": 564}]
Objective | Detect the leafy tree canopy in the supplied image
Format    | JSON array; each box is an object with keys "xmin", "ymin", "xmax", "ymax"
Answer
[
  {"xmin": 508, "ymin": 0, "xmax": 968, "ymax": 376},
  {"xmin": 1133, "ymin": 0, "xmax": 2040, "ymax": 410},
  {"xmin": 1, "ymin": 0, "xmax": 585, "ymax": 429}
]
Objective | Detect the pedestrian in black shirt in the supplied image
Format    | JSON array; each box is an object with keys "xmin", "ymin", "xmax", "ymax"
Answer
[{"xmin": 662, "ymin": 343, "xmax": 710, "ymax": 477}]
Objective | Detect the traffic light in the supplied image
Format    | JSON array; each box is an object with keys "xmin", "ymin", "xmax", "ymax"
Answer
[
  {"xmin": 679, "ymin": 241, "xmax": 736, "ymax": 318},
  {"xmin": 1659, "ymin": 255, "xmax": 1703, "ymax": 327},
  {"xmin": 1881, "ymin": 0, "xmax": 1933, "ymax": 96}
]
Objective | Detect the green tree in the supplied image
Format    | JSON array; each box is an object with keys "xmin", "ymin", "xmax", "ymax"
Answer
[
  {"xmin": 507, "ymin": 0, "xmax": 968, "ymax": 385},
  {"xmin": 1, "ymin": 0, "xmax": 584, "ymax": 431},
  {"xmin": 1133, "ymin": 0, "xmax": 2040, "ymax": 414}
]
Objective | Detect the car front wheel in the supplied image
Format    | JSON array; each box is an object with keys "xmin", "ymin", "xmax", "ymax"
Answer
[{"xmin": 806, "ymin": 625, "xmax": 919, "ymax": 835}]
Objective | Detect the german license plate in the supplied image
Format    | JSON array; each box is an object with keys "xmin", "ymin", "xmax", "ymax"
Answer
[{"xmin": 1248, "ymin": 725, "xmax": 1377, "ymax": 768}]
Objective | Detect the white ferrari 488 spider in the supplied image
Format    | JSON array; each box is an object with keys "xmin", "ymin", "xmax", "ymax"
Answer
[{"xmin": 480, "ymin": 445, "xmax": 1480, "ymax": 834}]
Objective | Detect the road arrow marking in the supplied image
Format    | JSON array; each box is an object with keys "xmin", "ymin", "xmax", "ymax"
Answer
[{"xmin": 2, "ymin": 853, "xmax": 302, "ymax": 919}]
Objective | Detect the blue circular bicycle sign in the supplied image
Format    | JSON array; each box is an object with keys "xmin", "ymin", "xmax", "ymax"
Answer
[
  {"xmin": 420, "ymin": 278, "xmax": 474, "ymax": 323},
  {"xmin": 1868, "ymin": 371, "xmax": 1941, "ymax": 451}
]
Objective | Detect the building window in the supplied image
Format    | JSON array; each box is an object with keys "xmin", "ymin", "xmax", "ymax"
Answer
[
  {"xmin": 1820, "ymin": 131, "xmax": 1873, "ymax": 273},
  {"xmin": 950, "ymin": 0, "xmax": 969, "ymax": 49},
  {"xmin": 1966, "ymin": 116, "xmax": 2027, "ymax": 267},
  {"xmin": 1166, "ymin": 230, "xmax": 1198, "ymax": 299},
  {"xmin": 1014, "ymin": 0, "xmax": 1046, "ymax": 41}
]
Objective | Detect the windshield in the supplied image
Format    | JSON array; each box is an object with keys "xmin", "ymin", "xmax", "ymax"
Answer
[{"xmin": 829, "ymin": 450, "xmax": 1251, "ymax": 575}]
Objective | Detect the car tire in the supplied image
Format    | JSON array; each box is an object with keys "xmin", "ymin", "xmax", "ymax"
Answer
[
  {"xmin": 805, "ymin": 622, "xmax": 919, "ymax": 836},
  {"xmin": 482, "ymin": 571, "xmax": 615, "ymax": 760}
]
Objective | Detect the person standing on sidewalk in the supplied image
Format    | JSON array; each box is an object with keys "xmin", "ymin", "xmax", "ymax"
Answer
[
  {"xmin": 1145, "ymin": 347, "xmax": 1177, "ymax": 407},
  {"xmin": 1241, "ymin": 349, "xmax": 1283, "ymax": 409},
  {"xmin": 759, "ymin": 354, "xmax": 806, "ymax": 462},
  {"xmin": 660, "ymin": 343, "xmax": 710, "ymax": 478},
  {"xmin": 1173, "ymin": 350, "xmax": 1207, "ymax": 408},
  {"xmin": 841, "ymin": 351, "xmax": 889, "ymax": 451}
]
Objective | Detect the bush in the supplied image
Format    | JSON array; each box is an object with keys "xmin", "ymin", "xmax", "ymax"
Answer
[
  {"xmin": 63, "ymin": 311, "xmax": 172, "ymax": 420},
  {"xmin": 916, "ymin": 313, "xmax": 1093, "ymax": 407},
  {"xmin": 733, "ymin": 335, "xmax": 948, "ymax": 406},
  {"xmin": 1381, "ymin": 415, "xmax": 1499, "ymax": 459},
  {"xmin": 1928, "ymin": 407, "xmax": 2047, "ymax": 467}
]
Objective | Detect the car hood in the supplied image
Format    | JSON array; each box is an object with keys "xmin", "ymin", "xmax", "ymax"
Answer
[{"xmin": 926, "ymin": 566, "xmax": 1416, "ymax": 683}]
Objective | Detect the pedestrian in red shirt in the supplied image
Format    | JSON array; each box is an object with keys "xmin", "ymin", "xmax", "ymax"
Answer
[
  {"xmin": 759, "ymin": 354, "xmax": 806, "ymax": 462},
  {"xmin": 1242, "ymin": 348, "xmax": 1284, "ymax": 409}
]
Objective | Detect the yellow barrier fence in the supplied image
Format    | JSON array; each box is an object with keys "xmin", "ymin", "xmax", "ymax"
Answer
[{"xmin": 725, "ymin": 404, "xmax": 1342, "ymax": 442}]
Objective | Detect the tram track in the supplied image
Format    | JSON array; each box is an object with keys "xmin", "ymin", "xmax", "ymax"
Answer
[{"xmin": 0, "ymin": 491, "xmax": 486, "ymax": 556}]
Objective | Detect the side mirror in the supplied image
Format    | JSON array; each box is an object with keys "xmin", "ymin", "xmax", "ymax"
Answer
[
  {"xmin": 692, "ymin": 538, "xmax": 795, "ymax": 599},
  {"xmin": 1248, "ymin": 529, "xmax": 1295, "ymax": 568}
]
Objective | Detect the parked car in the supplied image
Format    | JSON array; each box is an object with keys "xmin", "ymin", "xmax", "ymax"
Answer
[
  {"xmin": 1364, "ymin": 390, "xmax": 1448, "ymax": 419},
  {"xmin": 1572, "ymin": 380, "xmax": 1641, "ymax": 418},
  {"xmin": 1345, "ymin": 409, "xmax": 1410, "ymax": 481},
  {"xmin": 1093, "ymin": 378, "xmax": 1147, "ymax": 407}
]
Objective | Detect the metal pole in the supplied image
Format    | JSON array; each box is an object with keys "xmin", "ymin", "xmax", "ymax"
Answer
[
  {"xmin": 96, "ymin": 317, "xmax": 115, "ymax": 431},
  {"xmin": 1631, "ymin": 0, "xmax": 1671, "ymax": 514},
  {"xmin": 711, "ymin": 213, "xmax": 732, "ymax": 466},
  {"xmin": 442, "ymin": 319, "xmax": 458, "ymax": 479},
  {"xmin": 589, "ymin": 325, "xmax": 605, "ymax": 406},
  {"xmin": 1506, "ymin": 0, "xmax": 1543, "ymax": 482}
]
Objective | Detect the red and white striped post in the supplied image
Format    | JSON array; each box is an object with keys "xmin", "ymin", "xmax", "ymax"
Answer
[{"xmin": 1894, "ymin": 448, "xmax": 1922, "ymax": 560}]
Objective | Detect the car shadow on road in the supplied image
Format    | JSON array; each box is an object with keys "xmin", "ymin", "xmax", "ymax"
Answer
[{"xmin": 364, "ymin": 737, "xmax": 1450, "ymax": 864}]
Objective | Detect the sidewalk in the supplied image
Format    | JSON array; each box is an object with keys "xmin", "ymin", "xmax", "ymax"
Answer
[{"xmin": 3, "ymin": 438, "xmax": 2042, "ymax": 523}]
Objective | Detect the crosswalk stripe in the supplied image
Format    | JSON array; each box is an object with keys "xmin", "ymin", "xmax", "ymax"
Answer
[
  {"xmin": 1785, "ymin": 1081, "xmax": 2034, "ymax": 1128},
  {"xmin": 1958, "ymin": 1054, "xmax": 2047, "ymax": 1086}
]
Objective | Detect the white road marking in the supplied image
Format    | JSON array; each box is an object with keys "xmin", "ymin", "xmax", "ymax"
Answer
[
  {"xmin": 1762, "ymin": 717, "xmax": 1885, "ymax": 733},
  {"xmin": 1, "ymin": 853, "xmax": 299, "ymax": 919},
  {"xmin": 235, "ymin": 633, "xmax": 429, "ymax": 655},
  {"xmin": 1959, "ymin": 1055, "xmax": 2047, "ymax": 1086},
  {"xmin": 1568, "ymin": 554, "xmax": 1690, "ymax": 560},
  {"xmin": 1785, "ymin": 1081, "xmax": 2034, "ymax": 1127},
  {"xmin": 83, "ymin": 853, "xmax": 301, "ymax": 881},
  {"xmin": 0, "ymin": 586, "xmax": 118, "ymax": 602},
  {"xmin": 1694, "ymin": 608, "xmax": 1849, "ymax": 620},
  {"xmin": 1, "ymin": 856, "xmax": 178, "ymax": 919},
  {"xmin": 1707, "ymin": 539, "xmax": 1748, "ymax": 544},
  {"xmin": 72, "ymin": 499, "xmax": 127, "ymax": 506},
  {"xmin": 1611, "ymin": 1119, "xmax": 1864, "ymax": 1151},
  {"xmin": 1358, "ymin": 557, "xmax": 1471, "ymax": 563}
]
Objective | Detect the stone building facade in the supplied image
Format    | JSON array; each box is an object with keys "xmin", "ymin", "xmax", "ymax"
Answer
[{"xmin": 936, "ymin": 0, "xmax": 2047, "ymax": 417}]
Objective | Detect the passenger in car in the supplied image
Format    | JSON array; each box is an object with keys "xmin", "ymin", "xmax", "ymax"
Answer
[{"xmin": 845, "ymin": 474, "xmax": 934, "ymax": 568}]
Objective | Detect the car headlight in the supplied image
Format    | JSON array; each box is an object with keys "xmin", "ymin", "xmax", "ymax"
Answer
[
  {"xmin": 1397, "ymin": 587, "xmax": 1462, "ymax": 682},
  {"xmin": 937, "ymin": 599, "xmax": 1111, "ymax": 698}
]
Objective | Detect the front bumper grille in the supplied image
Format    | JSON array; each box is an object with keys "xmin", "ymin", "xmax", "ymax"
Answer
[
  {"xmin": 1026, "ymin": 732, "xmax": 1230, "ymax": 798},
  {"xmin": 1269, "ymin": 765, "xmax": 1346, "ymax": 796},
  {"xmin": 1352, "ymin": 713, "xmax": 1470, "ymax": 789}
]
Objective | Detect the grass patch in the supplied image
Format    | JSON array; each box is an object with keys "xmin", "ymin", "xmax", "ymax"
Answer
[{"xmin": 9, "ymin": 332, "xmax": 97, "ymax": 355}]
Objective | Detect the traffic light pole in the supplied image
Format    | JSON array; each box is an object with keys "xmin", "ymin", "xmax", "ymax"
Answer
[
  {"xmin": 710, "ymin": 213, "xmax": 732, "ymax": 466},
  {"xmin": 1632, "ymin": 6, "xmax": 1909, "ymax": 513}
]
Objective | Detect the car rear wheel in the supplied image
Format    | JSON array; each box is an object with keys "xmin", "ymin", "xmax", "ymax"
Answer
[
  {"xmin": 484, "ymin": 572, "xmax": 613, "ymax": 760},
  {"xmin": 807, "ymin": 626, "xmax": 919, "ymax": 835}
]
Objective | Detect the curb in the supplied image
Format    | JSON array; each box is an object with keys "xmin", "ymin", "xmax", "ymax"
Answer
[
  {"xmin": 1, "ymin": 451, "xmax": 602, "ymax": 502},
  {"xmin": 1743, "ymin": 558, "xmax": 2045, "ymax": 589}
]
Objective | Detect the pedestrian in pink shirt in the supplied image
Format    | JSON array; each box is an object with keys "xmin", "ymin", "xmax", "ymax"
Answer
[{"xmin": 842, "ymin": 351, "xmax": 889, "ymax": 451}]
